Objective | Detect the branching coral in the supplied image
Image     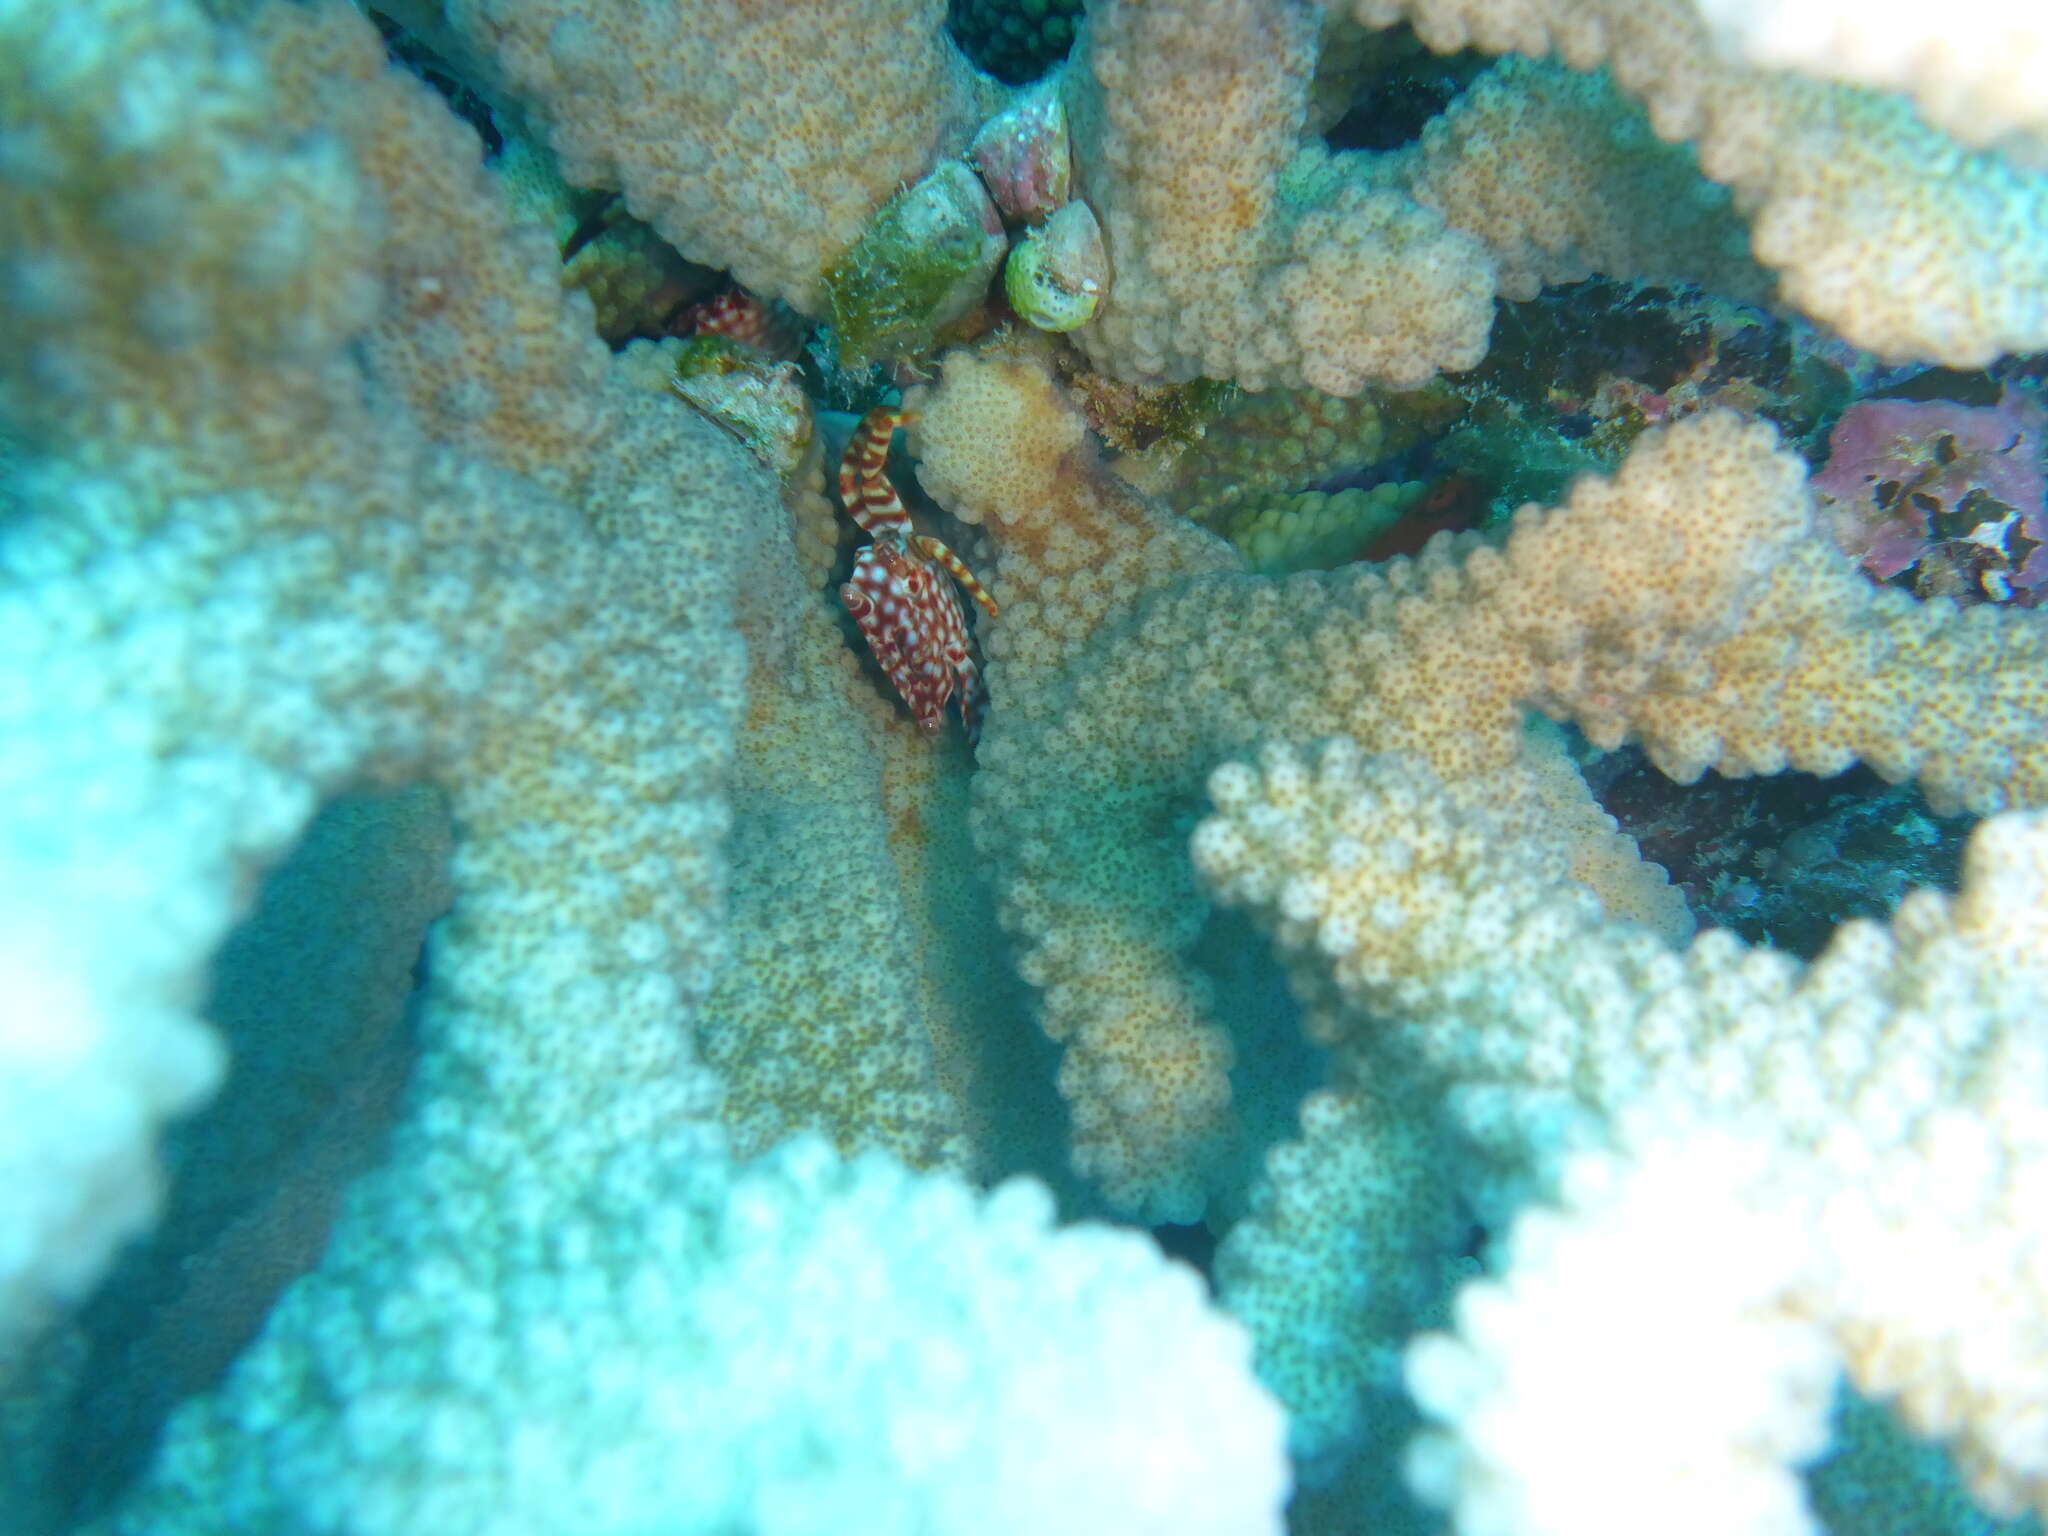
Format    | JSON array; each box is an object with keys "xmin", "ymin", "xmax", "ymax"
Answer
[
  {"xmin": 0, "ymin": 0, "xmax": 1288, "ymax": 1527},
  {"xmin": 375, "ymin": 0, "xmax": 1001, "ymax": 313},
  {"xmin": 108, "ymin": 1135, "xmax": 1289, "ymax": 1535},
  {"xmin": 910, "ymin": 347, "xmax": 2048, "ymax": 1219},
  {"xmin": 1197, "ymin": 739, "xmax": 2048, "ymax": 1529},
  {"xmin": 6, "ymin": 0, "xmax": 2048, "ymax": 1530},
  {"xmin": 1351, "ymin": 0, "xmax": 2048, "ymax": 366},
  {"xmin": 1065, "ymin": 0, "xmax": 1496, "ymax": 392},
  {"xmin": 1692, "ymin": 0, "xmax": 2048, "ymax": 162},
  {"xmin": 0, "ymin": 0, "xmax": 755, "ymax": 1350},
  {"xmin": 1404, "ymin": 54, "xmax": 1771, "ymax": 308}
]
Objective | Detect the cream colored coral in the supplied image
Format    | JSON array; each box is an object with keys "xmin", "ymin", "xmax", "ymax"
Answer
[
  {"xmin": 0, "ymin": 0, "xmax": 380, "ymax": 478},
  {"xmin": 694, "ymin": 447, "xmax": 972, "ymax": 1173},
  {"xmin": 910, "ymin": 349, "xmax": 2048, "ymax": 1219},
  {"xmin": 1066, "ymin": 0, "xmax": 1495, "ymax": 393},
  {"xmin": 110, "ymin": 1137, "xmax": 1293, "ymax": 1536},
  {"xmin": 907, "ymin": 354, "xmax": 1618, "ymax": 1215},
  {"xmin": 1408, "ymin": 56, "xmax": 1771, "ymax": 305},
  {"xmin": 4, "ymin": 10, "xmax": 1300, "ymax": 1526},
  {"xmin": 1693, "ymin": 0, "xmax": 2048, "ymax": 164},
  {"xmin": 0, "ymin": 0, "xmax": 765, "ymax": 1354},
  {"xmin": 1351, "ymin": 0, "xmax": 2048, "ymax": 367},
  {"xmin": 1198, "ymin": 740, "xmax": 2048, "ymax": 1525},
  {"xmin": 908, "ymin": 342, "xmax": 1235, "ymax": 678},
  {"xmin": 389, "ymin": 0, "xmax": 998, "ymax": 312},
  {"xmin": 245, "ymin": 0, "xmax": 614, "ymax": 479},
  {"xmin": 1493, "ymin": 411, "xmax": 2048, "ymax": 813},
  {"xmin": 910, "ymin": 349, "xmax": 1244, "ymax": 1218},
  {"xmin": 1404, "ymin": 1124, "xmax": 1841, "ymax": 1536},
  {"xmin": 1215, "ymin": 1080, "xmax": 1465, "ymax": 1477}
]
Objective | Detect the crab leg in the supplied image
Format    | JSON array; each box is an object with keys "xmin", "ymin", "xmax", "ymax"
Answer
[
  {"xmin": 837, "ymin": 407, "xmax": 914, "ymax": 539},
  {"xmin": 911, "ymin": 535, "xmax": 1000, "ymax": 619}
]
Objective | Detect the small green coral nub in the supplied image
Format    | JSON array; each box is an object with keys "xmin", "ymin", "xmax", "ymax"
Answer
[
  {"xmin": 672, "ymin": 335, "xmax": 757, "ymax": 377},
  {"xmin": 1004, "ymin": 199, "xmax": 1107, "ymax": 333},
  {"xmin": 1224, "ymin": 481, "xmax": 1430, "ymax": 574}
]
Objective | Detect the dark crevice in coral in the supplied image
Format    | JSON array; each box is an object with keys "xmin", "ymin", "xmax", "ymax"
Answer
[
  {"xmin": 368, "ymin": 8, "xmax": 502, "ymax": 155},
  {"xmin": 1427, "ymin": 279, "xmax": 1856, "ymax": 517},
  {"xmin": 1152, "ymin": 1220, "xmax": 1218, "ymax": 1283},
  {"xmin": 1322, "ymin": 44, "xmax": 1488, "ymax": 152},
  {"xmin": 558, "ymin": 194, "xmax": 623, "ymax": 263},
  {"xmin": 1869, "ymin": 365, "xmax": 2000, "ymax": 406},
  {"xmin": 55, "ymin": 788, "xmax": 450, "ymax": 1524},
  {"xmin": 1588, "ymin": 747, "xmax": 1972, "ymax": 959}
]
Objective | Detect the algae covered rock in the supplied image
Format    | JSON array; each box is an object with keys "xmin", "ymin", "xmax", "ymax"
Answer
[{"xmin": 824, "ymin": 160, "xmax": 1007, "ymax": 368}]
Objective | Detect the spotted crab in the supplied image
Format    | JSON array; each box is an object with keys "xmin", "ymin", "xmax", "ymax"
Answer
[{"xmin": 836, "ymin": 406, "xmax": 998, "ymax": 741}]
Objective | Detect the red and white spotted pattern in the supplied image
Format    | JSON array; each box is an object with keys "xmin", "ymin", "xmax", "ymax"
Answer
[
  {"xmin": 676, "ymin": 285, "xmax": 798, "ymax": 360},
  {"xmin": 837, "ymin": 407, "xmax": 997, "ymax": 741}
]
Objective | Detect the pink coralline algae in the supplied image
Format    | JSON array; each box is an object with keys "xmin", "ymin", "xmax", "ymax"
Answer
[{"xmin": 1813, "ymin": 389, "xmax": 2047, "ymax": 603}]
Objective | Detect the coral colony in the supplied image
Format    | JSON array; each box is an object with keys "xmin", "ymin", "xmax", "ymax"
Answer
[{"xmin": 5, "ymin": 0, "xmax": 2048, "ymax": 1531}]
